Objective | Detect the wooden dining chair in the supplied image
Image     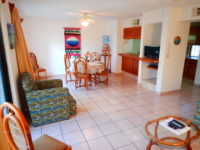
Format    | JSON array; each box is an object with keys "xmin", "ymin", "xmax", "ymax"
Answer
[
  {"xmin": 0, "ymin": 102, "xmax": 71, "ymax": 150},
  {"xmin": 74, "ymin": 57, "xmax": 92, "ymax": 90},
  {"xmin": 29, "ymin": 52, "xmax": 47, "ymax": 80},
  {"xmin": 64, "ymin": 54, "xmax": 74, "ymax": 82},
  {"xmin": 84, "ymin": 52, "xmax": 91, "ymax": 62},
  {"xmin": 91, "ymin": 52, "xmax": 100, "ymax": 61},
  {"xmin": 95, "ymin": 54, "xmax": 111, "ymax": 85}
]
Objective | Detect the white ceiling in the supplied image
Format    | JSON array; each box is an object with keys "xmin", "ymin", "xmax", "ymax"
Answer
[{"xmin": 14, "ymin": 0, "xmax": 200, "ymax": 19}]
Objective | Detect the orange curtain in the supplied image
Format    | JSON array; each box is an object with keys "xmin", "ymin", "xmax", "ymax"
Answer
[{"xmin": 11, "ymin": 8, "xmax": 35, "ymax": 78}]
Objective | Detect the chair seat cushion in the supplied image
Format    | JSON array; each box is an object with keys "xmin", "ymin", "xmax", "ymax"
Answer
[{"xmin": 34, "ymin": 134, "xmax": 69, "ymax": 150}]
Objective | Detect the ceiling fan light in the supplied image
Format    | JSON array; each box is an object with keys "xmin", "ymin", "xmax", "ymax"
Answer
[{"xmin": 81, "ymin": 20, "xmax": 90, "ymax": 27}]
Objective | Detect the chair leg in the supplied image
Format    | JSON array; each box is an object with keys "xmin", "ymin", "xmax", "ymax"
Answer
[
  {"xmin": 44, "ymin": 70, "xmax": 47, "ymax": 79},
  {"xmin": 66, "ymin": 74, "xmax": 68, "ymax": 83},
  {"xmin": 69, "ymin": 73, "xmax": 72, "ymax": 81},
  {"xmin": 85, "ymin": 78, "xmax": 88, "ymax": 90},
  {"xmin": 75, "ymin": 78, "xmax": 77, "ymax": 89},
  {"xmin": 94, "ymin": 75, "xmax": 97, "ymax": 85}
]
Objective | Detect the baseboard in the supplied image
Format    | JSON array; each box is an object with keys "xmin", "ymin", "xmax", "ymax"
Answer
[{"xmin": 158, "ymin": 89, "xmax": 181, "ymax": 96}]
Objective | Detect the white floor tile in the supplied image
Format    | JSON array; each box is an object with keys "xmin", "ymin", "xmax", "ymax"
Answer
[
  {"xmin": 92, "ymin": 114, "xmax": 111, "ymax": 125},
  {"xmin": 123, "ymin": 128, "xmax": 145, "ymax": 142},
  {"xmin": 60, "ymin": 122, "xmax": 80, "ymax": 134},
  {"xmin": 82, "ymin": 126, "xmax": 103, "ymax": 140},
  {"xmin": 116, "ymin": 144, "xmax": 137, "ymax": 150},
  {"xmin": 106, "ymin": 132, "xmax": 131, "ymax": 149},
  {"xmin": 77, "ymin": 118, "xmax": 96, "ymax": 129},
  {"xmin": 72, "ymin": 142, "xmax": 90, "ymax": 150},
  {"xmin": 88, "ymin": 137, "xmax": 113, "ymax": 150},
  {"xmin": 63, "ymin": 131, "xmax": 85, "ymax": 145},
  {"xmin": 99, "ymin": 122, "xmax": 120, "ymax": 135},
  {"xmin": 114, "ymin": 119, "xmax": 135, "ymax": 131},
  {"xmin": 42, "ymin": 125, "xmax": 61, "ymax": 137}
]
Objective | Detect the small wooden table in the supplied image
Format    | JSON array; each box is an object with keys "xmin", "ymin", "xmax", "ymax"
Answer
[
  {"xmin": 145, "ymin": 116, "xmax": 200, "ymax": 150},
  {"xmin": 100, "ymin": 54, "xmax": 111, "ymax": 73}
]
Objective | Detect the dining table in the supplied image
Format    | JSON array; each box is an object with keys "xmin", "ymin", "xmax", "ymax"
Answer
[{"xmin": 77, "ymin": 60, "xmax": 105, "ymax": 75}]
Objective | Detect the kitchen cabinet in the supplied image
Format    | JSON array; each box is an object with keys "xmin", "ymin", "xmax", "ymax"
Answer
[
  {"xmin": 119, "ymin": 53, "xmax": 139, "ymax": 75},
  {"xmin": 123, "ymin": 26, "xmax": 141, "ymax": 39},
  {"xmin": 183, "ymin": 58, "xmax": 198, "ymax": 80}
]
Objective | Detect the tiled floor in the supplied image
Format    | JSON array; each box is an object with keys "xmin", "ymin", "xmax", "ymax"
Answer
[{"xmin": 30, "ymin": 73, "xmax": 200, "ymax": 150}]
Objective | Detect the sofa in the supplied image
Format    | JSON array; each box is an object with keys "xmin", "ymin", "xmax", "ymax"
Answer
[{"xmin": 22, "ymin": 72, "xmax": 76, "ymax": 127}]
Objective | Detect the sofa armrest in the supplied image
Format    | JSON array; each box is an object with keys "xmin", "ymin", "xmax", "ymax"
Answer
[
  {"xmin": 25, "ymin": 87, "xmax": 70, "ymax": 108},
  {"xmin": 36, "ymin": 79, "xmax": 63, "ymax": 90}
]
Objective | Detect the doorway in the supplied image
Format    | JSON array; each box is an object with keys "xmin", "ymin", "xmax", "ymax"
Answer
[
  {"xmin": 0, "ymin": 24, "xmax": 12, "ymax": 104},
  {"xmin": 182, "ymin": 22, "xmax": 200, "ymax": 87}
]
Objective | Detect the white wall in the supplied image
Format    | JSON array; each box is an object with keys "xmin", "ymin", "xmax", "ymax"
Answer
[
  {"xmin": 22, "ymin": 17, "xmax": 112, "ymax": 75},
  {"xmin": 0, "ymin": 1, "xmax": 20, "ymax": 107},
  {"xmin": 182, "ymin": 4, "xmax": 200, "ymax": 21},
  {"xmin": 142, "ymin": 9, "xmax": 164, "ymax": 24},
  {"xmin": 157, "ymin": 7, "xmax": 190, "ymax": 92}
]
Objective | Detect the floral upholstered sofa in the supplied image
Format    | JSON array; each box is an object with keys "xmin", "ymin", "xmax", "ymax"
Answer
[{"xmin": 22, "ymin": 72, "xmax": 76, "ymax": 127}]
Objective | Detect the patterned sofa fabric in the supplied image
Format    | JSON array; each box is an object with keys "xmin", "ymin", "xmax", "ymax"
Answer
[
  {"xmin": 36, "ymin": 79, "xmax": 63, "ymax": 90},
  {"xmin": 22, "ymin": 72, "xmax": 76, "ymax": 127},
  {"xmin": 194, "ymin": 99, "xmax": 200, "ymax": 127}
]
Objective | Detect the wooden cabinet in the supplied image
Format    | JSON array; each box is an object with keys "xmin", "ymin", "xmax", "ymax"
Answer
[
  {"xmin": 183, "ymin": 58, "xmax": 197, "ymax": 80},
  {"xmin": 188, "ymin": 26, "xmax": 200, "ymax": 45},
  {"xmin": 119, "ymin": 53, "xmax": 139, "ymax": 75},
  {"xmin": 123, "ymin": 26, "xmax": 141, "ymax": 39}
]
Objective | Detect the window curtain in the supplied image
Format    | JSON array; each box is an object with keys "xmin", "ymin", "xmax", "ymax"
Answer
[{"xmin": 11, "ymin": 7, "xmax": 34, "ymax": 78}]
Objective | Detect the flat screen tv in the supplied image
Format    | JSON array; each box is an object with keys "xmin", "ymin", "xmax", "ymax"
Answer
[{"xmin": 144, "ymin": 46, "xmax": 160, "ymax": 59}]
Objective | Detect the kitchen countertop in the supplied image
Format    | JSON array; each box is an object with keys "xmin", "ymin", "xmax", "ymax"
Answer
[
  {"xmin": 186, "ymin": 56, "xmax": 199, "ymax": 60},
  {"xmin": 118, "ymin": 53, "xmax": 140, "ymax": 59}
]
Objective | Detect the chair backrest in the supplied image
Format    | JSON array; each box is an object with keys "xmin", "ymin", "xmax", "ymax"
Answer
[
  {"xmin": 0, "ymin": 102, "xmax": 34, "ymax": 150},
  {"xmin": 74, "ymin": 57, "xmax": 87, "ymax": 74},
  {"xmin": 22, "ymin": 72, "xmax": 38, "ymax": 93},
  {"xmin": 84, "ymin": 53, "xmax": 91, "ymax": 61},
  {"xmin": 91, "ymin": 52, "xmax": 100, "ymax": 61},
  {"xmin": 64, "ymin": 54, "xmax": 71, "ymax": 70},
  {"xmin": 29, "ymin": 52, "xmax": 39, "ymax": 71}
]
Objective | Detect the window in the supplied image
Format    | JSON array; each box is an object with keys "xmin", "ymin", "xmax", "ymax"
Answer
[{"xmin": 190, "ymin": 45, "xmax": 200, "ymax": 58}]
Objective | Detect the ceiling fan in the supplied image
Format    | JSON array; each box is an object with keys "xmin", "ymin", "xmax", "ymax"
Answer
[
  {"xmin": 65, "ymin": 10, "xmax": 111, "ymax": 27},
  {"xmin": 80, "ymin": 13, "xmax": 94, "ymax": 27}
]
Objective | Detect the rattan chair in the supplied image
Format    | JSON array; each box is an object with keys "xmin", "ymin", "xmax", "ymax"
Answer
[
  {"xmin": 91, "ymin": 52, "xmax": 100, "ymax": 61},
  {"xmin": 64, "ymin": 54, "xmax": 74, "ymax": 82},
  {"xmin": 0, "ymin": 102, "xmax": 71, "ymax": 150},
  {"xmin": 74, "ymin": 57, "xmax": 92, "ymax": 90},
  {"xmin": 29, "ymin": 52, "xmax": 47, "ymax": 80},
  {"xmin": 95, "ymin": 54, "xmax": 111, "ymax": 85}
]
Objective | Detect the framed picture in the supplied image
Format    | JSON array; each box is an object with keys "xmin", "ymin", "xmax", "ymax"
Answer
[{"xmin": 7, "ymin": 23, "xmax": 15, "ymax": 49}]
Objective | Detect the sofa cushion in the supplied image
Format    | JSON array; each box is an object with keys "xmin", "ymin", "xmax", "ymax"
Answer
[{"xmin": 22, "ymin": 72, "xmax": 38, "ymax": 93}]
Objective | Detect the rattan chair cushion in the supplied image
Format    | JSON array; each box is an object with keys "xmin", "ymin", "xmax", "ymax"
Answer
[
  {"xmin": 8, "ymin": 119, "xmax": 27, "ymax": 150},
  {"xmin": 33, "ymin": 134, "xmax": 67, "ymax": 150}
]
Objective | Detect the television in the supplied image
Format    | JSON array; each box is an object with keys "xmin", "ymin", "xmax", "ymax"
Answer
[{"xmin": 144, "ymin": 46, "xmax": 160, "ymax": 59}]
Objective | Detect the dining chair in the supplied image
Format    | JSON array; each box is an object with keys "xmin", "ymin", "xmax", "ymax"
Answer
[
  {"xmin": 84, "ymin": 52, "xmax": 91, "ymax": 62},
  {"xmin": 0, "ymin": 102, "xmax": 72, "ymax": 150},
  {"xmin": 29, "ymin": 52, "xmax": 47, "ymax": 80},
  {"xmin": 64, "ymin": 54, "xmax": 74, "ymax": 82},
  {"xmin": 95, "ymin": 54, "xmax": 111, "ymax": 85},
  {"xmin": 91, "ymin": 52, "xmax": 100, "ymax": 61},
  {"xmin": 74, "ymin": 57, "xmax": 92, "ymax": 90}
]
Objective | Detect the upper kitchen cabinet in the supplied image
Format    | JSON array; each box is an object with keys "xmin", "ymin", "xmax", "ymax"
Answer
[
  {"xmin": 188, "ymin": 25, "xmax": 200, "ymax": 45},
  {"xmin": 123, "ymin": 26, "xmax": 141, "ymax": 39}
]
